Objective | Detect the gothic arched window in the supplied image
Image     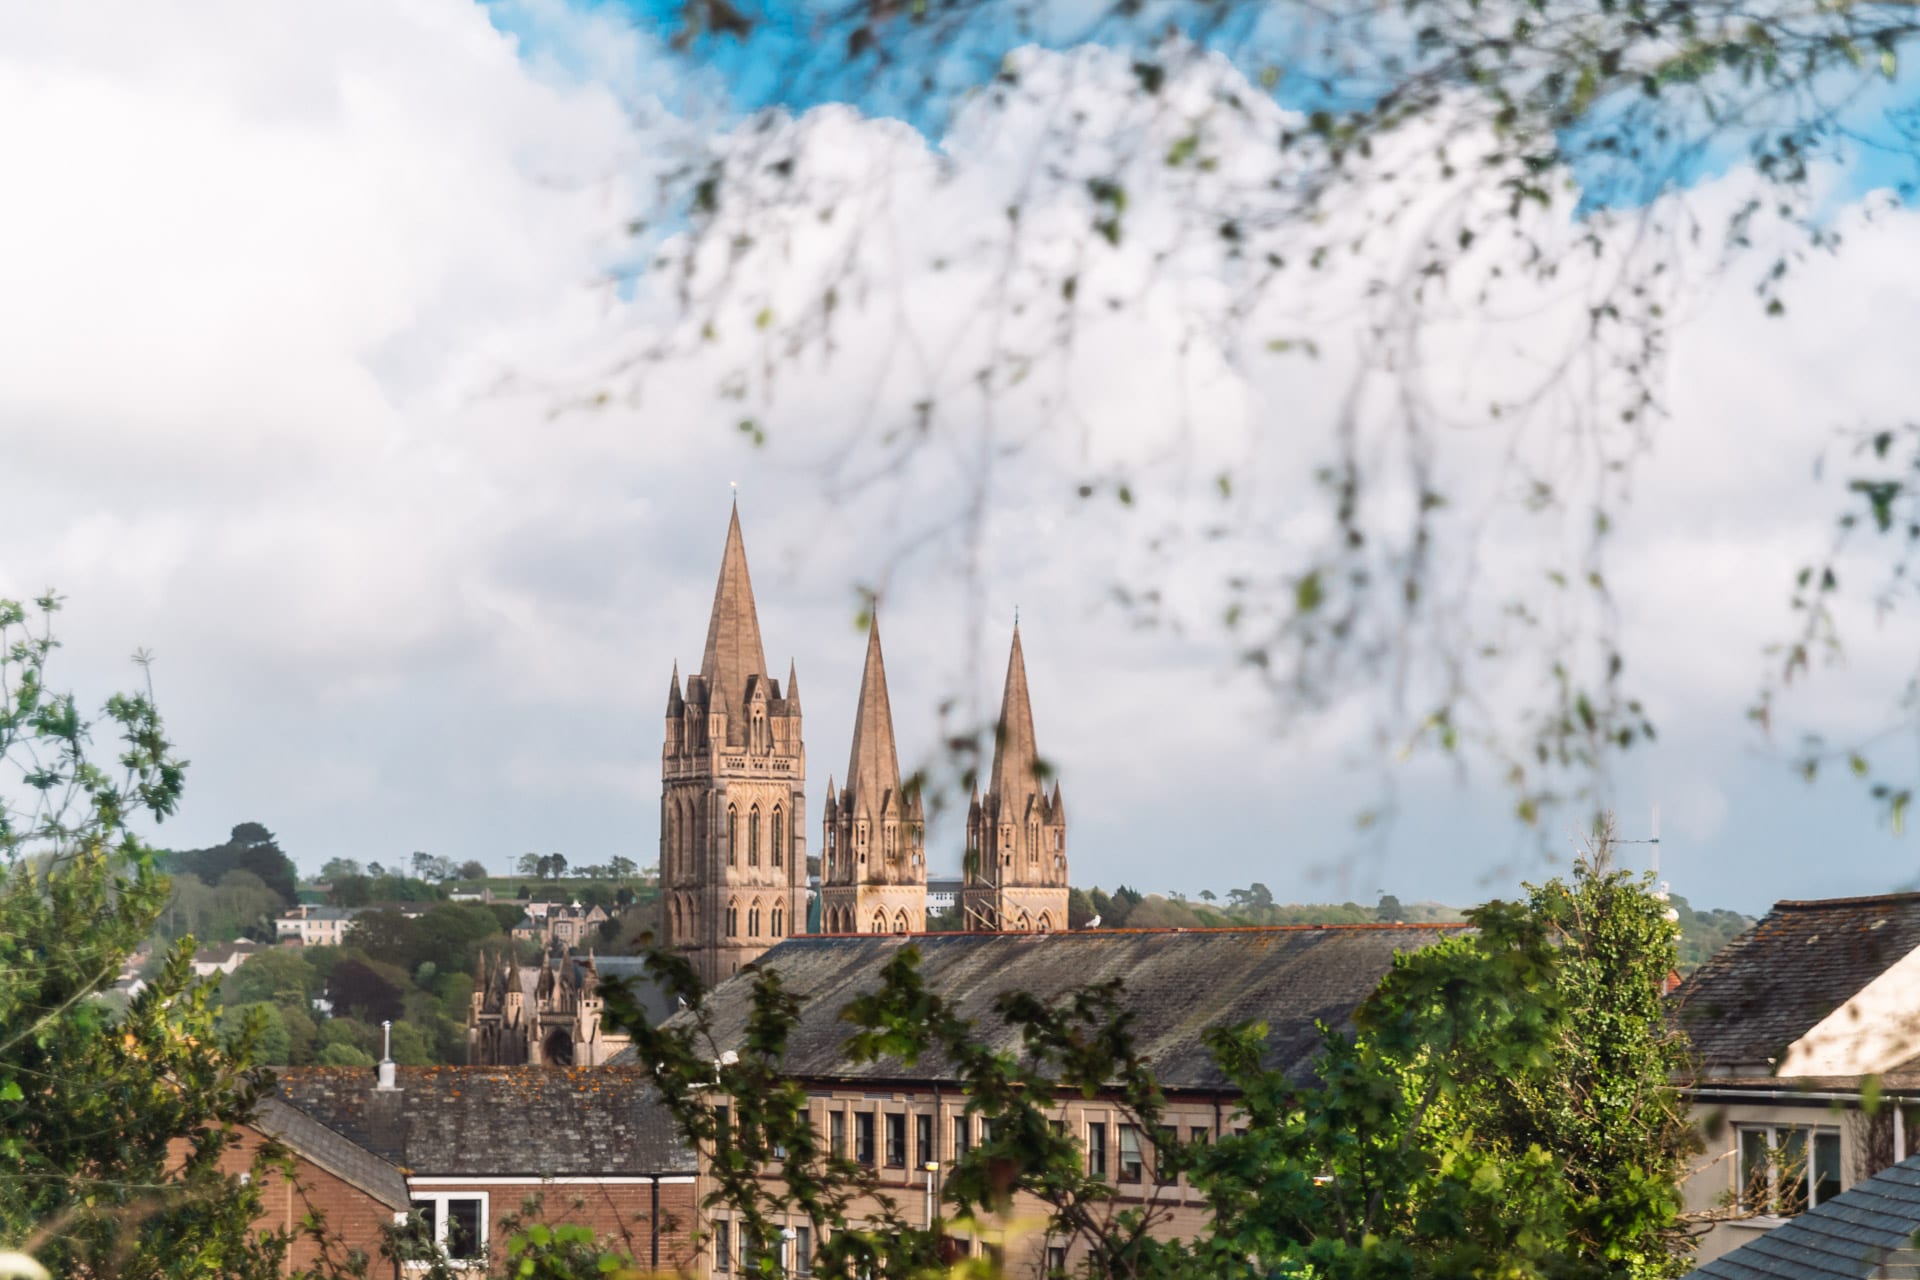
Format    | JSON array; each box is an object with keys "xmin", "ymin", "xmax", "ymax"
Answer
[
  {"xmin": 726, "ymin": 900, "xmax": 739, "ymax": 937},
  {"xmin": 771, "ymin": 903, "xmax": 784, "ymax": 937},
  {"xmin": 749, "ymin": 805, "xmax": 761, "ymax": 867},
  {"xmin": 1036, "ymin": 912, "xmax": 1053, "ymax": 933},
  {"xmin": 727, "ymin": 805, "xmax": 738, "ymax": 867},
  {"xmin": 749, "ymin": 901, "xmax": 762, "ymax": 937},
  {"xmin": 893, "ymin": 909, "xmax": 908, "ymax": 935},
  {"xmin": 771, "ymin": 807, "xmax": 784, "ymax": 868}
]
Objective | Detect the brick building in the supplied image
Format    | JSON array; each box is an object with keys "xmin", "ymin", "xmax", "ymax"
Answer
[
  {"xmin": 242, "ymin": 1064, "xmax": 700, "ymax": 1273},
  {"xmin": 686, "ymin": 925, "xmax": 1463, "ymax": 1279}
]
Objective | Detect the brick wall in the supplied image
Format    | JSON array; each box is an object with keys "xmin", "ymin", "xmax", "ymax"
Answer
[
  {"xmin": 398, "ymin": 1177, "xmax": 700, "ymax": 1273},
  {"xmin": 173, "ymin": 1125, "xmax": 403, "ymax": 1278}
]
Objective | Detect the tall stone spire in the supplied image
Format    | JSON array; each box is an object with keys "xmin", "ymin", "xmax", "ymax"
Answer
[
  {"xmin": 699, "ymin": 503, "xmax": 769, "ymax": 743},
  {"xmin": 988, "ymin": 622, "xmax": 1040, "ymax": 806},
  {"xmin": 844, "ymin": 612, "xmax": 902, "ymax": 822},
  {"xmin": 821, "ymin": 610, "xmax": 926, "ymax": 935},
  {"xmin": 962, "ymin": 621, "xmax": 1067, "ymax": 934}
]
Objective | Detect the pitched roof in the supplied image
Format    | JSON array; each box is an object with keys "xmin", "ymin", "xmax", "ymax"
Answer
[
  {"xmin": 1675, "ymin": 894, "xmax": 1920, "ymax": 1069},
  {"xmin": 986, "ymin": 624, "xmax": 1041, "ymax": 815},
  {"xmin": 699, "ymin": 504, "xmax": 768, "ymax": 743},
  {"xmin": 274, "ymin": 1066, "xmax": 696, "ymax": 1177},
  {"xmin": 1684, "ymin": 1156, "xmax": 1920, "ymax": 1279},
  {"xmin": 684, "ymin": 926, "xmax": 1466, "ymax": 1091},
  {"xmin": 253, "ymin": 1095, "xmax": 410, "ymax": 1209},
  {"xmin": 844, "ymin": 613, "xmax": 905, "ymax": 825}
]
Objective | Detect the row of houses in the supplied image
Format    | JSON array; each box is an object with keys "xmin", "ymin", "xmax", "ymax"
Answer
[{"xmin": 205, "ymin": 890, "xmax": 1920, "ymax": 1278}]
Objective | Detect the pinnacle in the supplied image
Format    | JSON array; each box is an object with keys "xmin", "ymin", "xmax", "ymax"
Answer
[
  {"xmin": 699, "ymin": 505, "xmax": 770, "ymax": 744},
  {"xmin": 987, "ymin": 622, "xmax": 1041, "ymax": 811}
]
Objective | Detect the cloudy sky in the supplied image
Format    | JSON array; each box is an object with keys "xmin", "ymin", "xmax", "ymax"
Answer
[{"xmin": 5, "ymin": 0, "xmax": 1919, "ymax": 915}]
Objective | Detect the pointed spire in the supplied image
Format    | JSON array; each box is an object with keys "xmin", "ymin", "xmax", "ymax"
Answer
[
  {"xmin": 987, "ymin": 622, "xmax": 1041, "ymax": 811},
  {"xmin": 700, "ymin": 505, "xmax": 770, "ymax": 743},
  {"xmin": 667, "ymin": 661, "xmax": 684, "ymax": 716},
  {"xmin": 786, "ymin": 658, "xmax": 801, "ymax": 711},
  {"xmin": 845, "ymin": 610, "xmax": 902, "ymax": 825}
]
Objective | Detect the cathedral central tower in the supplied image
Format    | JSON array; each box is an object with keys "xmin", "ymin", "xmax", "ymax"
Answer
[{"xmin": 660, "ymin": 505, "xmax": 806, "ymax": 985}]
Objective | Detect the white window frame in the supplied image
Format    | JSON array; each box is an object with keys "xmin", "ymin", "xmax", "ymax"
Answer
[
  {"xmin": 405, "ymin": 1190, "xmax": 489, "ymax": 1268},
  {"xmin": 1736, "ymin": 1124, "xmax": 1842, "ymax": 1217}
]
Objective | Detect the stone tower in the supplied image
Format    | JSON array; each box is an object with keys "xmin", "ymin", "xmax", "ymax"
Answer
[
  {"xmin": 820, "ymin": 613, "xmax": 926, "ymax": 934},
  {"xmin": 961, "ymin": 624, "xmax": 1068, "ymax": 932},
  {"xmin": 660, "ymin": 505, "xmax": 807, "ymax": 986}
]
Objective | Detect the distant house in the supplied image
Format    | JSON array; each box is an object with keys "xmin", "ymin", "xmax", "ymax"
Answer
[
  {"xmin": 189, "ymin": 938, "xmax": 261, "ymax": 978},
  {"xmin": 276, "ymin": 904, "xmax": 366, "ymax": 946},
  {"xmin": 925, "ymin": 877, "xmax": 963, "ymax": 916},
  {"xmin": 1682, "ymin": 1151, "xmax": 1920, "ymax": 1278},
  {"xmin": 511, "ymin": 901, "xmax": 610, "ymax": 948},
  {"xmin": 263, "ymin": 1063, "xmax": 699, "ymax": 1272},
  {"xmin": 1674, "ymin": 892, "xmax": 1920, "ymax": 1263}
]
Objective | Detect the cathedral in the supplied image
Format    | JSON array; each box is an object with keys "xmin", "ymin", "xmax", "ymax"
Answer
[
  {"xmin": 466, "ymin": 946, "xmax": 632, "ymax": 1066},
  {"xmin": 662, "ymin": 503, "xmax": 1071, "ymax": 983}
]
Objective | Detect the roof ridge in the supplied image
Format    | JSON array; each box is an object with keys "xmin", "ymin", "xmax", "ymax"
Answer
[
  {"xmin": 1775, "ymin": 891, "xmax": 1920, "ymax": 909},
  {"xmin": 794, "ymin": 922, "xmax": 1472, "ymax": 938}
]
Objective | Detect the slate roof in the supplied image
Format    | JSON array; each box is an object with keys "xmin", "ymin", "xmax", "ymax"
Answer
[
  {"xmin": 274, "ymin": 1066, "xmax": 696, "ymax": 1177},
  {"xmin": 683, "ymin": 926, "xmax": 1467, "ymax": 1091},
  {"xmin": 1675, "ymin": 894, "xmax": 1920, "ymax": 1070},
  {"xmin": 253, "ymin": 1096, "xmax": 410, "ymax": 1208},
  {"xmin": 586, "ymin": 957, "xmax": 680, "ymax": 1026},
  {"xmin": 1685, "ymin": 1156, "xmax": 1920, "ymax": 1279}
]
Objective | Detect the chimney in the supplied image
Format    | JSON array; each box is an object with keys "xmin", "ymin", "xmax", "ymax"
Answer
[{"xmin": 376, "ymin": 1019, "xmax": 397, "ymax": 1091}]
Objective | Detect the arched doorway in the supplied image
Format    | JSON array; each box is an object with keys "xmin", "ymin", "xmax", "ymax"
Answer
[{"xmin": 542, "ymin": 1028, "xmax": 574, "ymax": 1066}]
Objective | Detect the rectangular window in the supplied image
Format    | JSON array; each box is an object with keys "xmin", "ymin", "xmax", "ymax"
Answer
[
  {"xmin": 916, "ymin": 1114, "xmax": 935, "ymax": 1169},
  {"xmin": 954, "ymin": 1115, "xmax": 971, "ymax": 1159},
  {"xmin": 1087, "ymin": 1122, "xmax": 1108, "ymax": 1178},
  {"xmin": 409, "ymin": 1194, "xmax": 487, "ymax": 1265},
  {"xmin": 1047, "ymin": 1245, "xmax": 1068, "ymax": 1276},
  {"xmin": 855, "ymin": 1111, "xmax": 875, "ymax": 1166},
  {"xmin": 795, "ymin": 1226, "xmax": 812, "ymax": 1276},
  {"xmin": 714, "ymin": 1221, "xmax": 731, "ymax": 1272},
  {"xmin": 1154, "ymin": 1126, "xmax": 1179, "ymax": 1185},
  {"xmin": 1118, "ymin": 1125, "xmax": 1144, "ymax": 1184},
  {"xmin": 886, "ymin": 1113, "xmax": 908, "ymax": 1168},
  {"xmin": 715, "ymin": 1104, "xmax": 732, "ymax": 1151},
  {"xmin": 830, "ymin": 1110, "xmax": 847, "ymax": 1160},
  {"xmin": 980, "ymin": 1117, "xmax": 996, "ymax": 1144},
  {"xmin": 1738, "ymin": 1125, "xmax": 1843, "ymax": 1214},
  {"xmin": 1189, "ymin": 1126, "xmax": 1210, "ymax": 1147}
]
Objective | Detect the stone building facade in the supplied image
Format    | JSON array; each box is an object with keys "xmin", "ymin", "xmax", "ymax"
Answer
[
  {"xmin": 661, "ymin": 504, "xmax": 808, "ymax": 986},
  {"xmin": 466, "ymin": 948, "xmax": 632, "ymax": 1067},
  {"xmin": 961, "ymin": 625, "xmax": 1069, "ymax": 933},
  {"xmin": 820, "ymin": 613, "xmax": 927, "ymax": 935}
]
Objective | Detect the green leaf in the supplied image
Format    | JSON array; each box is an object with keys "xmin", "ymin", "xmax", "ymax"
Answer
[{"xmin": 0, "ymin": 1079, "xmax": 21, "ymax": 1102}]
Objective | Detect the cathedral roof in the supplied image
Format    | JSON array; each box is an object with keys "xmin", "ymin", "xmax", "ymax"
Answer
[
  {"xmin": 698, "ymin": 503, "xmax": 770, "ymax": 745},
  {"xmin": 275, "ymin": 1066, "xmax": 696, "ymax": 1177},
  {"xmin": 844, "ymin": 612, "xmax": 908, "ymax": 825},
  {"xmin": 986, "ymin": 623, "xmax": 1044, "ymax": 815},
  {"xmin": 683, "ymin": 925, "xmax": 1468, "ymax": 1092}
]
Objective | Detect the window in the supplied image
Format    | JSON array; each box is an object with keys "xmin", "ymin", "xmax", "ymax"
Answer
[
  {"xmin": 855, "ymin": 1112, "xmax": 875, "ymax": 1165},
  {"xmin": 1739, "ymin": 1125, "xmax": 1842, "ymax": 1215},
  {"xmin": 749, "ymin": 805, "xmax": 761, "ymax": 866},
  {"xmin": 771, "ymin": 903, "xmax": 785, "ymax": 938},
  {"xmin": 408, "ymin": 1193, "xmax": 487, "ymax": 1266},
  {"xmin": 726, "ymin": 901, "xmax": 739, "ymax": 937},
  {"xmin": 1118, "ymin": 1125, "xmax": 1144, "ymax": 1184},
  {"xmin": 894, "ymin": 909, "xmax": 909, "ymax": 935},
  {"xmin": 1086, "ymin": 1122, "xmax": 1108, "ymax": 1178},
  {"xmin": 916, "ymin": 1114, "xmax": 935, "ymax": 1168},
  {"xmin": 727, "ymin": 806, "xmax": 738, "ymax": 866},
  {"xmin": 979, "ymin": 1117, "xmax": 996, "ymax": 1144},
  {"xmin": 715, "ymin": 1105, "xmax": 732, "ymax": 1151},
  {"xmin": 749, "ymin": 904, "xmax": 762, "ymax": 937},
  {"xmin": 886, "ymin": 1113, "xmax": 908, "ymax": 1167},
  {"xmin": 1154, "ymin": 1126, "xmax": 1179, "ymax": 1185},
  {"xmin": 714, "ymin": 1221, "xmax": 731, "ymax": 1272},
  {"xmin": 772, "ymin": 808, "xmax": 784, "ymax": 867},
  {"xmin": 830, "ymin": 1110, "xmax": 847, "ymax": 1160},
  {"xmin": 1189, "ymin": 1126, "xmax": 1210, "ymax": 1147},
  {"xmin": 794, "ymin": 1226, "xmax": 812, "ymax": 1276},
  {"xmin": 953, "ymin": 1115, "xmax": 971, "ymax": 1159},
  {"xmin": 1047, "ymin": 1245, "xmax": 1068, "ymax": 1276}
]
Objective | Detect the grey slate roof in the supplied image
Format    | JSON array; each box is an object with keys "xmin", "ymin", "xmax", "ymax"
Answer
[
  {"xmin": 253, "ymin": 1096, "xmax": 410, "ymax": 1208},
  {"xmin": 274, "ymin": 1066, "xmax": 696, "ymax": 1177},
  {"xmin": 581, "ymin": 957, "xmax": 680, "ymax": 1028},
  {"xmin": 1686, "ymin": 1157, "xmax": 1920, "ymax": 1279},
  {"xmin": 684, "ymin": 926, "xmax": 1466, "ymax": 1091},
  {"xmin": 1675, "ymin": 894, "xmax": 1920, "ymax": 1069}
]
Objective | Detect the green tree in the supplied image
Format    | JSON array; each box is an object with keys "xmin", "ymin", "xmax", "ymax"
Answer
[
  {"xmin": 318, "ymin": 857, "xmax": 364, "ymax": 882},
  {"xmin": 0, "ymin": 595, "xmax": 292, "ymax": 1278},
  {"xmin": 315, "ymin": 1043, "xmax": 375, "ymax": 1068},
  {"xmin": 220, "ymin": 948, "xmax": 316, "ymax": 1007},
  {"xmin": 218, "ymin": 1002, "xmax": 293, "ymax": 1066}
]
